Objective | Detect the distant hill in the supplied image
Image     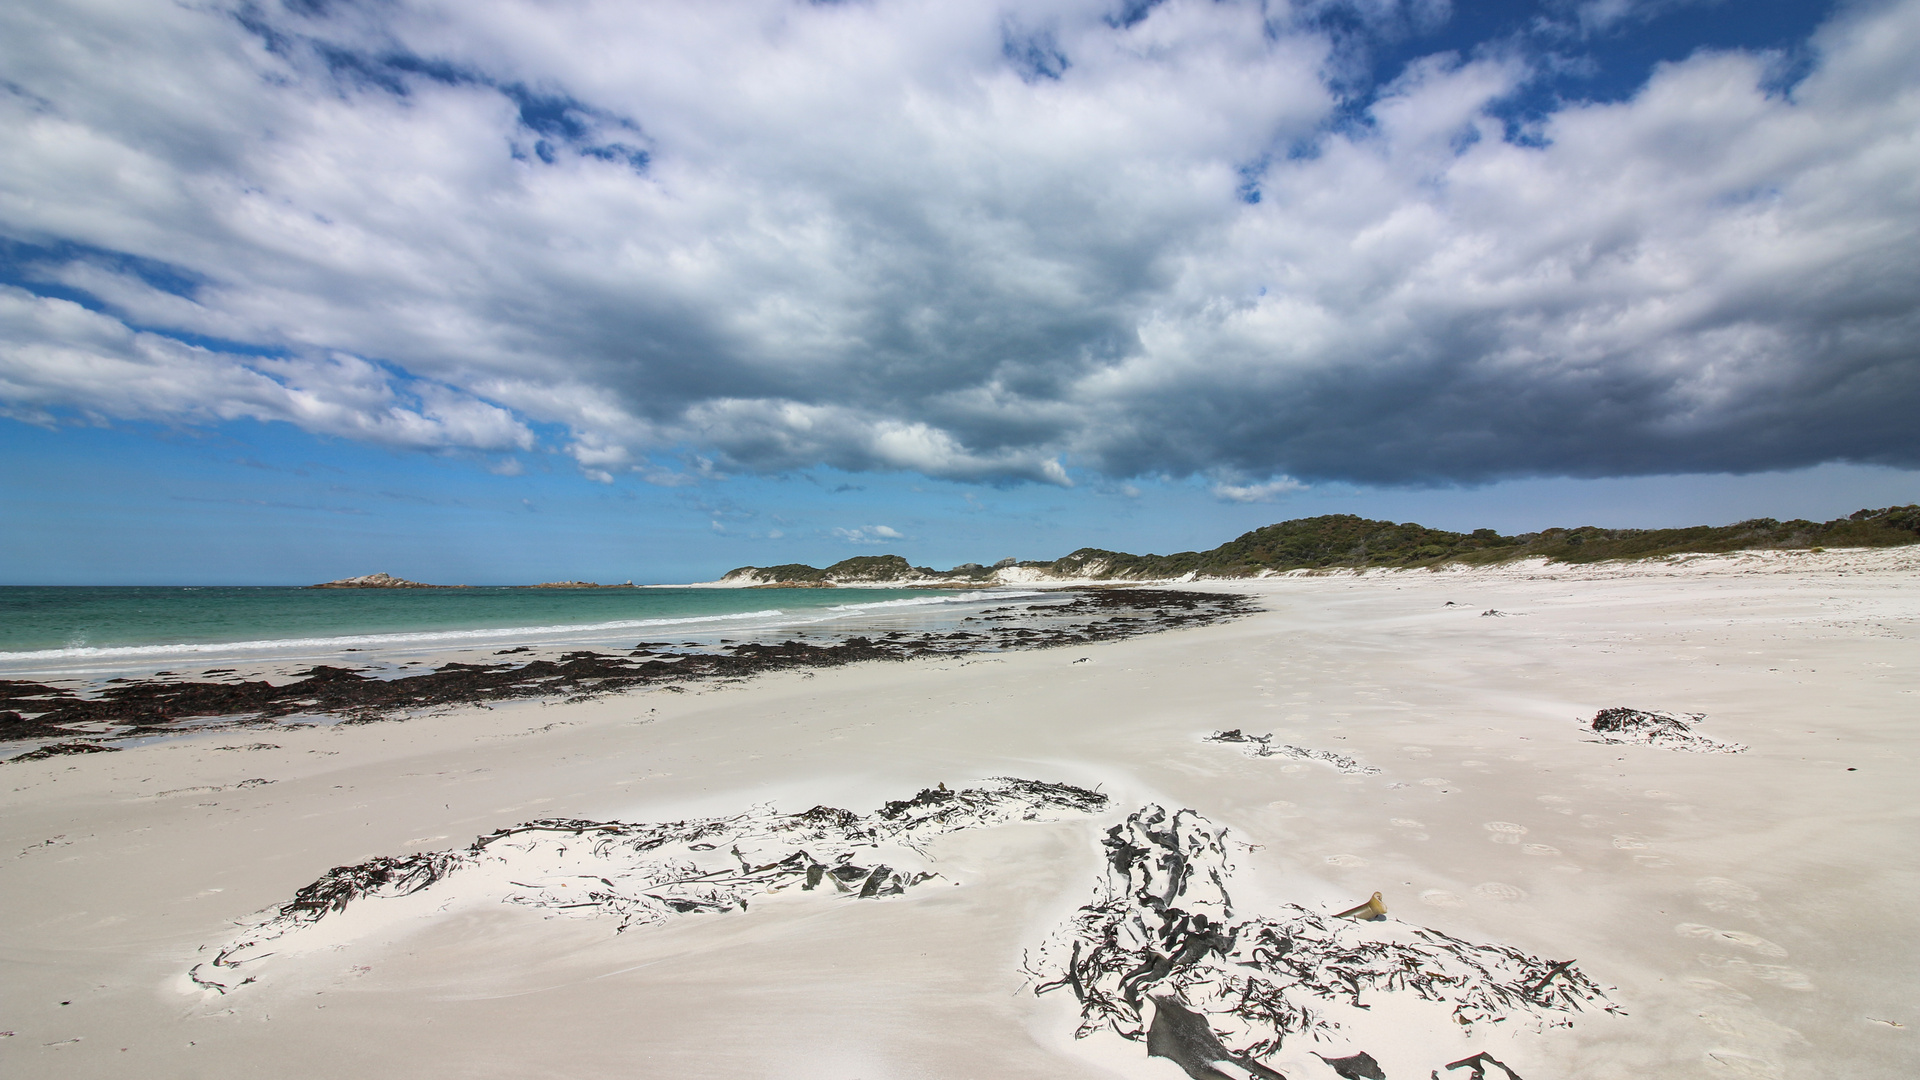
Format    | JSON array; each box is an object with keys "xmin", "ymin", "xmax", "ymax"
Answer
[{"xmin": 718, "ymin": 505, "xmax": 1920, "ymax": 585}]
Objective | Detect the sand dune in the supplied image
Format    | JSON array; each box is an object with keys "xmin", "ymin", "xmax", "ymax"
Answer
[{"xmin": 2, "ymin": 550, "xmax": 1914, "ymax": 1078}]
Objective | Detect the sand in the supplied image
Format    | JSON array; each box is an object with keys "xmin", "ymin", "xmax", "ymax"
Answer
[{"xmin": 2, "ymin": 548, "xmax": 1915, "ymax": 1079}]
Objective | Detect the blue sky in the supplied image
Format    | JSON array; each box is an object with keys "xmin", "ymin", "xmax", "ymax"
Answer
[{"xmin": 3, "ymin": 1, "xmax": 1916, "ymax": 584}]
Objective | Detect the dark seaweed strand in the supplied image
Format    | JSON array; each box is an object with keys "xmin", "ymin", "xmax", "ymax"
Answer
[
  {"xmin": 1029, "ymin": 803, "xmax": 1619, "ymax": 1073},
  {"xmin": 7, "ymin": 589, "xmax": 1251, "ymax": 752}
]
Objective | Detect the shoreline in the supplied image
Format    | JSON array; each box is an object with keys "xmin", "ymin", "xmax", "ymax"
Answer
[
  {"xmin": 0, "ymin": 588, "xmax": 1251, "ymax": 759},
  {"xmin": 0, "ymin": 554, "xmax": 1913, "ymax": 1077}
]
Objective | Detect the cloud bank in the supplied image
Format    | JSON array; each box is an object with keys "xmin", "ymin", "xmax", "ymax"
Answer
[{"xmin": 1, "ymin": 0, "xmax": 1915, "ymax": 486}]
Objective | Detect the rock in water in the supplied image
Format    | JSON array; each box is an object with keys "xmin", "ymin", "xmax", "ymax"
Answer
[{"xmin": 306, "ymin": 571, "xmax": 451, "ymax": 589}]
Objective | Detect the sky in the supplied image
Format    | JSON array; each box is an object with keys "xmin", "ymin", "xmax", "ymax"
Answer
[{"xmin": 2, "ymin": 0, "xmax": 1916, "ymax": 585}]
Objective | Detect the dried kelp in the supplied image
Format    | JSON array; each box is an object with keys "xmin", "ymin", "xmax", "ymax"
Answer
[
  {"xmin": 276, "ymin": 851, "xmax": 470, "ymax": 925},
  {"xmin": 7, "ymin": 740, "xmax": 119, "ymax": 762},
  {"xmin": 1442, "ymin": 1051, "xmax": 1527, "ymax": 1079},
  {"xmin": 1204, "ymin": 730, "xmax": 1380, "ymax": 775},
  {"xmin": 10, "ymin": 589, "xmax": 1252, "ymax": 751},
  {"xmin": 1028, "ymin": 805, "xmax": 1615, "ymax": 1076},
  {"xmin": 190, "ymin": 777, "xmax": 1106, "ymax": 993},
  {"xmin": 1586, "ymin": 708, "xmax": 1746, "ymax": 753}
]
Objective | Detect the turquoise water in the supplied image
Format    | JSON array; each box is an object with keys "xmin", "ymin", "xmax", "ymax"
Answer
[{"xmin": 0, "ymin": 586, "xmax": 1012, "ymax": 668}]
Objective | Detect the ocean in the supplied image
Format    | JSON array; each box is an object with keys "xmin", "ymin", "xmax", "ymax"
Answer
[{"xmin": 0, "ymin": 585, "xmax": 1043, "ymax": 679}]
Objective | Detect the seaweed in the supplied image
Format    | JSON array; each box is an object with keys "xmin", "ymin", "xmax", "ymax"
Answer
[
  {"xmin": 1204, "ymin": 730, "xmax": 1379, "ymax": 775},
  {"xmin": 190, "ymin": 777, "xmax": 1108, "ymax": 993},
  {"xmin": 1028, "ymin": 804, "xmax": 1616, "ymax": 1074},
  {"xmin": 9, "ymin": 589, "xmax": 1252, "ymax": 750},
  {"xmin": 8, "ymin": 740, "xmax": 119, "ymax": 762},
  {"xmin": 1586, "ymin": 708, "xmax": 1745, "ymax": 753}
]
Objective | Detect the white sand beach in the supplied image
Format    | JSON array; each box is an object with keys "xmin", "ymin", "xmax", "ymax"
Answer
[{"xmin": 3, "ymin": 549, "xmax": 1915, "ymax": 1079}]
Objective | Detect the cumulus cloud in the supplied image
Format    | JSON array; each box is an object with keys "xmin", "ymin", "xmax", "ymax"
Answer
[
  {"xmin": 0, "ymin": 287, "xmax": 533, "ymax": 452},
  {"xmin": 1, "ymin": 0, "xmax": 1915, "ymax": 486}
]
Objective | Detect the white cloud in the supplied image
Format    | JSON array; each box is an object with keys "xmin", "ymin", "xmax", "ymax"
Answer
[
  {"xmin": 1210, "ymin": 476, "xmax": 1309, "ymax": 503},
  {"xmin": 832, "ymin": 524, "xmax": 907, "ymax": 544},
  {"xmin": 0, "ymin": 287, "xmax": 534, "ymax": 452},
  {"xmin": 0, "ymin": 0, "xmax": 1914, "ymax": 485}
]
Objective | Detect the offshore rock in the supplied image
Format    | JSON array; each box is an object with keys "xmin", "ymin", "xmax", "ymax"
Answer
[{"xmin": 306, "ymin": 572, "xmax": 459, "ymax": 589}]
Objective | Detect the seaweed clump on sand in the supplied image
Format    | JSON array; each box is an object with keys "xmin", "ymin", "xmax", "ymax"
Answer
[
  {"xmin": 7, "ymin": 589, "xmax": 1251, "ymax": 754},
  {"xmin": 1587, "ymin": 708, "xmax": 1746, "ymax": 753},
  {"xmin": 1203, "ymin": 729, "xmax": 1380, "ymax": 774},
  {"xmin": 1027, "ymin": 805, "xmax": 1616, "ymax": 1079},
  {"xmin": 7, "ymin": 740, "xmax": 120, "ymax": 762},
  {"xmin": 190, "ymin": 777, "xmax": 1107, "ymax": 994}
]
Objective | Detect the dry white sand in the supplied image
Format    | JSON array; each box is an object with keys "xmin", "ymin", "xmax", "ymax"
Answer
[{"xmin": 3, "ymin": 548, "xmax": 1915, "ymax": 1078}]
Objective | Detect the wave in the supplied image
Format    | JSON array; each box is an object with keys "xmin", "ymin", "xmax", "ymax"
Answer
[
  {"xmin": 0, "ymin": 609, "xmax": 789, "ymax": 663},
  {"xmin": 825, "ymin": 590, "xmax": 1044, "ymax": 612}
]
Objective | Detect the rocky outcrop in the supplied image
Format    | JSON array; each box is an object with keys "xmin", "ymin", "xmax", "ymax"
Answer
[
  {"xmin": 307, "ymin": 572, "xmax": 459, "ymax": 589},
  {"xmin": 520, "ymin": 580, "xmax": 636, "ymax": 589}
]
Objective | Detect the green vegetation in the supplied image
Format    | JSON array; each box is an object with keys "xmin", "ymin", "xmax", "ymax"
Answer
[
  {"xmin": 1447, "ymin": 504, "xmax": 1920, "ymax": 566},
  {"xmin": 723, "ymin": 505, "xmax": 1920, "ymax": 582},
  {"xmin": 1054, "ymin": 504, "xmax": 1920, "ymax": 577},
  {"xmin": 1037, "ymin": 516, "xmax": 1515, "ymax": 578}
]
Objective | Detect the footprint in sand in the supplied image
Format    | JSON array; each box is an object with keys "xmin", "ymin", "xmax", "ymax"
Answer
[
  {"xmin": 1324, "ymin": 854, "xmax": 1367, "ymax": 867},
  {"xmin": 1522, "ymin": 843, "xmax": 1561, "ymax": 856},
  {"xmin": 1676, "ymin": 924, "xmax": 1788, "ymax": 958},
  {"xmin": 1612, "ymin": 834, "xmax": 1650, "ymax": 849},
  {"xmin": 1419, "ymin": 777, "xmax": 1453, "ymax": 788},
  {"xmin": 1687, "ymin": 977, "xmax": 1808, "ymax": 1073},
  {"xmin": 1391, "ymin": 818, "xmax": 1424, "ymax": 828},
  {"xmin": 1484, "ymin": 822, "xmax": 1528, "ymax": 844},
  {"xmin": 1634, "ymin": 854, "xmax": 1674, "ymax": 868},
  {"xmin": 1696, "ymin": 878, "xmax": 1761, "ymax": 905},
  {"xmin": 1402, "ymin": 746, "xmax": 1432, "ymax": 757},
  {"xmin": 1697, "ymin": 876, "xmax": 1766, "ymax": 907},
  {"xmin": 1420, "ymin": 889, "xmax": 1465, "ymax": 907},
  {"xmin": 1696, "ymin": 955, "xmax": 1814, "ymax": 991},
  {"xmin": 1472, "ymin": 882, "xmax": 1529, "ymax": 901}
]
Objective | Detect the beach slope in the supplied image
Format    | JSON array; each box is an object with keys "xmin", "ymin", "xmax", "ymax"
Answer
[{"xmin": 1, "ymin": 547, "xmax": 1914, "ymax": 1078}]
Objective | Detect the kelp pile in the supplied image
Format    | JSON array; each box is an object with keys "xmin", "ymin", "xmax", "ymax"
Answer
[
  {"xmin": 1028, "ymin": 805, "xmax": 1615, "ymax": 1079},
  {"xmin": 190, "ymin": 777, "xmax": 1105, "ymax": 993},
  {"xmin": 8, "ymin": 588, "xmax": 1250, "ymax": 757},
  {"xmin": 1586, "ymin": 708, "xmax": 1746, "ymax": 753},
  {"xmin": 1204, "ymin": 729, "xmax": 1380, "ymax": 775}
]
